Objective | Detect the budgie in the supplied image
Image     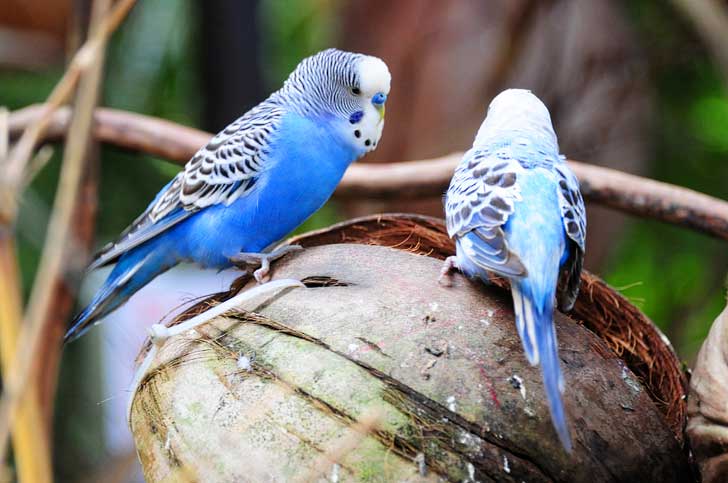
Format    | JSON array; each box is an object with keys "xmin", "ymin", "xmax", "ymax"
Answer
[
  {"xmin": 440, "ymin": 89, "xmax": 586, "ymax": 451},
  {"xmin": 65, "ymin": 48, "xmax": 391, "ymax": 342}
]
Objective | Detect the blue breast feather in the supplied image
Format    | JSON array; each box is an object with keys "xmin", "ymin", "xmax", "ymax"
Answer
[{"xmin": 144, "ymin": 112, "xmax": 359, "ymax": 269}]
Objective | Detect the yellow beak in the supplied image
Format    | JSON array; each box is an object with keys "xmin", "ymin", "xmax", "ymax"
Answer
[{"xmin": 377, "ymin": 104, "xmax": 386, "ymax": 122}]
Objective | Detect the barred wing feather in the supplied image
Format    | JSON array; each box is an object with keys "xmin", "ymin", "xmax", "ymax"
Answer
[
  {"xmin": 89, "ymin": 104, "xmax": 285, "ymax": 270},
  {"xmin": 554, "ymin": 161, "xmax": 586, "ymax": 311},
  {"xmin": 445, "ymin": 149, "xmax": 527, "ymax": 277}
]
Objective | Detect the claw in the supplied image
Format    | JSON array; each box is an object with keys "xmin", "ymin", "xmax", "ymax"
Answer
[
  {"xmin": 231, "ymin": 244, "xmax": 304, "ymax": 284},
  {"xmin": 253, "ymin": 263, "xmax": 270, "ymax": 283},
  {"xmin": 438, "ymin": 256, "xmax": 459, "ymax": 287}
]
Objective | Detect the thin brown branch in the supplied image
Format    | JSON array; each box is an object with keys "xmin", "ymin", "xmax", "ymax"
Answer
[
  {"xmin": 37, "ymin": 158, "xmax": 99, "ymax": 427},
  {"xmin": 36, "ymin": 0, "xmax": 103, "ymax": 431},
  {"xmin": 0, "ymin": 109, "xmax": 52, "ymax": 483},
  {"xmin": 9, "ymin": 104, "xmax": 209, "ymax": 171},
  {"xmin": 572, "ymin": 161, "xmax": 728, "ymax": 240},
  {"xmin": 8, "ymin": 104, "xmax": 728, "ymax": 241},
  {"xmin": 0, "ymin": 108, "xmax": 6, "ymax": 159},
  {"xmin": 0, "ymin": 241, "xmax": 52, "ymax": 483},
  {"xmin": 0, "ymin": 0, "xmax": 136, "ymax": 224},
  {"xmin": 0, "ymin": 0, "xmax": 122, "ymax": 466}
]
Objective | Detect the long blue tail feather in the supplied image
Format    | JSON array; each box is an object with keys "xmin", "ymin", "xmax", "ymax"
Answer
[
  {"xmin": 65, "ymin": 243, "xmax": 173, "ymax": 343},
  {"xmin": 512, "ymin": 279, "xmax": 572, "ymax": 451}
]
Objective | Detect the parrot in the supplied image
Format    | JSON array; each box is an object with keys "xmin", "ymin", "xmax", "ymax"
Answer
[
  {"xmin": 440, "ymin": 89, "xmax": 586, "ymax": 451},
  {"xmin": 65, "ymin": 48, "xmax": 391, "ymax": 342}
]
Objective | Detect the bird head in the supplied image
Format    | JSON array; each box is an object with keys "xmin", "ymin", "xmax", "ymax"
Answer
[
  {"xmin": 474, "ymin": 89, "xmax": 558, "ymax": 150},
  {"xmin": 281, "ymin": 49, "xmax": 391, "ymax": 155}
]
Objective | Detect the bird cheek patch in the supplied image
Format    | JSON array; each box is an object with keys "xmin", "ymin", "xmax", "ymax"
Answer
[{"xmin": 349, "ymin": 110, "xmax": 364, "ymax": 124}]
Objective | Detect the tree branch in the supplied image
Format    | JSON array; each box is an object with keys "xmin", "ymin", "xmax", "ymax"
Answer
[
  {"xmin": 0, "ymin": 0, "xmax": 131, "ymax": 467},
  {"xmin": 9, "ymin": 104, "xmax": 728, "ymax": 241},
  {"xmin": 0, "ymin": 0, "xmax": 136, "ymax": 224}
]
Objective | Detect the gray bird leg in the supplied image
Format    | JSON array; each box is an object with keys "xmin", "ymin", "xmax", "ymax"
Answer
[
  {"xmin": 230, "ymin": 244, "xmax": 304, "ymax": 283},
  {"xmin": 438, "ymin": 256, "xmax": 459, "ymax": 286}
]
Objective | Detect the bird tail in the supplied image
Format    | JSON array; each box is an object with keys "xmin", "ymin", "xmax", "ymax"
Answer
[
  {"xmin": 64, "ymin": 244, "xmax": 173, "ymax": 343},
  {"xmin": 511, "ymin": 278, "xmax": 572, "ymax": 452}
]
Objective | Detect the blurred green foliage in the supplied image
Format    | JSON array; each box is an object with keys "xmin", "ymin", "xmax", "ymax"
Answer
[
  {"xmin": 260, "ymin": 0, "xmax": 338, "ymax": 86},
  {"xmin": 607, "ymin": 2, "xmax": 728, "ymax": 358}
]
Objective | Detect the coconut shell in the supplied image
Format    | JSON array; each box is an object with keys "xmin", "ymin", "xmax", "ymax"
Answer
[
  {"xmin": 687, "ymin": 300, "xmax": 728, "ymax": 483},
  {"xmin": 130, "ymin": 214, "xmax": 692, "ymax": 482}
]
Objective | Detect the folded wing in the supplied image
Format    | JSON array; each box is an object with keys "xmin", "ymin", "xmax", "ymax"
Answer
[
  {"xmin": 445, "ymin": 148, "xmax": 527, "ymax": 277},
  {"xmin": 554, "ymin": 161, "xmax": 586, "ymax": 311},
  {"xmin": 89, "ymin": 103, "xmax": 285, "ymax": 270}
]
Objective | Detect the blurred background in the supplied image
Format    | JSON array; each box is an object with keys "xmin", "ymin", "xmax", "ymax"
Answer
[{"xmin": 2, "ymin": 0, "xmax": 727, "ymax": 480}]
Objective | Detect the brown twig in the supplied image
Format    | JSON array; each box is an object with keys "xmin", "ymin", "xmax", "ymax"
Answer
[
  {"xmin": 8, "ymin": 104, "xmax": 728, "ymax": 241},
  {"xmin": 0, "ymin": 0, "xmax": 136, "ymax": 224},
  {"xmin": 0, "ymin": 111, "xmax": 52, "ymax": 483},
  {"xmin": 9, "ymin": 104, "xmax": 209, "ymax": 178},
  {"xmin": 0, "ymin": 0, "xmax": 131, "ymax": 466},
  {"xmin": 343, "ymin": 160, "xmax": 728, "ymax": 244},
  {"xmin": 572, "ymin": 161, "xmax": 728, "ymax": 240},
  {"xmin": 36, "ymin": 0, "xmax": 103, "ymax": 430},
  {"xmin": 37, "ymin": 161, "xmax": 99, "ymax": 426}
]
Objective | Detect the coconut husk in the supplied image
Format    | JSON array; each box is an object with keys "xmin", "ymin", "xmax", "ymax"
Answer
[
  {"xmin": 285, "ymin": 214, "xmax": 689, "ymax": 442},
  {"xmin": 687, "ymin": 299, "xmax": 728, "ymax": 483},
  {"xmin": 130, "ymin": 213, "xmax": 692, "ymax": 482}
]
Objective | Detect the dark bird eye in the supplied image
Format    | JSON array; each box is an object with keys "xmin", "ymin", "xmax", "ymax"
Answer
[{"xmin": 351, "ymin": 87, "xmax": 361, "ymax": 95}]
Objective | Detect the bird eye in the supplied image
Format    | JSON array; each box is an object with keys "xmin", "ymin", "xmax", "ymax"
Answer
[{"xmin": 351, "ymin": 87, "xmax": 361, "ymax": 96}]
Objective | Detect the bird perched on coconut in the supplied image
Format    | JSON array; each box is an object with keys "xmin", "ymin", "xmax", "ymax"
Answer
[
  {"xmin": 65, "ymin": 48, "xmax": 391, "ymax": 342},
  {"xmin": 440, "ymin": 89, "xmax": 586, "ymax": 451}
]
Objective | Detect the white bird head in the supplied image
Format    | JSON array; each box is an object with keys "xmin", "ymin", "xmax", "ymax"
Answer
[{"xmin": 474, "ymin": 89, "xmax": 558, "ymax": 151}]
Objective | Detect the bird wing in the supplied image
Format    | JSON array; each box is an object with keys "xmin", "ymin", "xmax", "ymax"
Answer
[
  {"xmin": 445, "ymin": 148, "xmax": 527, "ymax": 277},
  {"xmin": 89, "ymin": 103, "xmax": 286, "ymax": 270},
  {"xmin": 554, "ymin": 160, "xmax": 586, "ymax": 311}
]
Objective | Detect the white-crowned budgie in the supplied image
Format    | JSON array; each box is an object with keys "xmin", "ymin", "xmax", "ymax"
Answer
[
  {"xmin": 441, "ymin": 89, "xmax": 586, "ymax": 451},
  {"xmin": 65, "ymin": 48, "xmax": 391, "ymax": 342}
]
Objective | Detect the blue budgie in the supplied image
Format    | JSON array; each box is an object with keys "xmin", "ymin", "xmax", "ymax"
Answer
[
  {"xmin": 65, "ymin": 49, "xmax": 391, "ymax": 342},
  {"xmin": 440, "ymin": 89, "xmax": 586, "ymax": 451}
]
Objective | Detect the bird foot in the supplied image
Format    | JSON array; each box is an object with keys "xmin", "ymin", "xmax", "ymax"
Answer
[
  {"xmin": 438, "ymin": 256, "xmax": 459, "ymax": 286},
  {"xmin": 149, "ymin": 323, "xmax": 173, "ymax": 347},
  {"xmin": 230, "ymin": 244, "xmax": 304, "ymax": 283}
]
